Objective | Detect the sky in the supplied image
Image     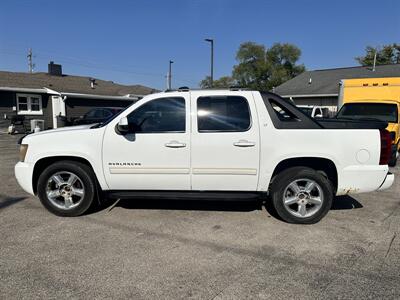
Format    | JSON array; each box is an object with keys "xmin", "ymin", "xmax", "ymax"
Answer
[{"xmin": 0, "ymin": 0, "xmax": 399, "ymax": 90}]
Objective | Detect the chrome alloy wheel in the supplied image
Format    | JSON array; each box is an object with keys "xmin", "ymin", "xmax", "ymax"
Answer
[
  {"xmin": 283, "ymin": 178, "xmax": 324, "ymax": 218},
  {"xmin": 46, "ymin": 171, "xmax": 85, "ymax": 210}
]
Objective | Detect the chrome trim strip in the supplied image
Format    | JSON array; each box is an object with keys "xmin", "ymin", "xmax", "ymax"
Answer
[
  {"xmin": 109, "ymin": 167, "xmax": 190, "ymax": 174},
  {"xmin": 192, "ymin": 168, "xmax": 257, "ymax": 175}
]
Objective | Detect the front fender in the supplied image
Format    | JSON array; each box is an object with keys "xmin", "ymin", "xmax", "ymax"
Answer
[{"xmin": 31, "ymin": 152, "xmax": 109, "ymax": 191}]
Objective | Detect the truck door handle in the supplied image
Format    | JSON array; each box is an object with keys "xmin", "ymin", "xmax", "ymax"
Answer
[
  {"xmin": 233, "ymin": 140, "xmax": 256, "ymax": 147},
  {"xmin": 165, "ymin": 141, "xmax": 186, "ymax": 148}
]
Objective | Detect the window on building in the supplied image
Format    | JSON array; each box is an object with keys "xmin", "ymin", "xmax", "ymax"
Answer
[
  {"xmin": 16, "ymin": 94, "xmax": 43, "ymax": 115},
  {"xmin": 197, "ymin": 96, "xmax": 251, "ymax": 132},
  {"xmin": 127, "ymin": 97, "xmax": 186, "ymax": 133}
]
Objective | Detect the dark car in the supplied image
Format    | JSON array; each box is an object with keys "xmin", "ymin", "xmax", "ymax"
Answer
[{"xmin": 73, "ymin": 108, "xmax": 122, "ymax": 125}]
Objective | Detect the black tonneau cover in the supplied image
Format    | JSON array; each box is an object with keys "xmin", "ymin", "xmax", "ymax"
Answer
[
  {"xmin": 317, "ymin": 118, "xmax": 388, "ymax": 130},
  {"xmin": 261, "ymin": 92, "xmax": 387, "ymax": 130}
]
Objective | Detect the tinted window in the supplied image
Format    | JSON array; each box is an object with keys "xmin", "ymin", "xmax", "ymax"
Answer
[
  {"xmin": 337, "ymin": 103, "xmax": 398, "ymax": 123},
  {"xmin": 94, "ymin": 109, "xmax": 106, "ymax": 118},
  {"xmin": 260, "ymin": 93, "xmax": 322, "ymax": 129},
  {"xmin": 271, "ymin": 100, "xmax": 299, "ymax": 121},
  {"xmin": 299, "ymin": 107, "xmax": 313, "ymax": 116},
  {"xmin": 103, "ymin": 110, "xmax": 113, "ymax": 118},
  {"xmin": 197, "ymin": 96, "xmax": 251, "ymax": 132},
  {"xmin": 85, "ymin": 110, "xmax": 98, "ymax": 118},
  {"xmin": 127, "ymin": 97, "xmax": 185, "ymax": 133}
]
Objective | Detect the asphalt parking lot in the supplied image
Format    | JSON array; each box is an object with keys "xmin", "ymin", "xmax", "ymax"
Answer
[{"xmin": 1, "ymin": 133, "xmax": 399, "ymax": 299}]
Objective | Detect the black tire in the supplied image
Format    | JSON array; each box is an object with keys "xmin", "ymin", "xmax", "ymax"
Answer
[
  {"xmin": 37, "ymin": 160, "xmax": 97, "ymax": 217},
  {"xmin": 270, "ymin": 167, "xmax": 334, "ymax": 224}
]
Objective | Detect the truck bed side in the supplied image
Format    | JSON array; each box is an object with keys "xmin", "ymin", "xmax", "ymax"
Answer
[{"xmin": 253, "ymin": 92, "xmax": 389, "ymax": 195}]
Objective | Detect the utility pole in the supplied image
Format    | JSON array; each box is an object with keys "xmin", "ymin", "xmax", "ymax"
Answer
[
  {"xmin": 372, "ymin": 48, "xmax": 377, "ymax": 72},
  {"xmin": 205, "ymin": 39, "xmax": 214, "ymax": 87},
  {"xmin": 167, "ymin": 60, "xmax": 174, "ymax": 90},
  {"xmin": 27, "ymin": 48, "xmax": 35, "ymax": 73}
]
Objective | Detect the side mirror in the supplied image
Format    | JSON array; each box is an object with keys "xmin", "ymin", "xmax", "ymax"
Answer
[{"xmin": 116, "ymin": 117, "xmax": 129, "ymax": 134}]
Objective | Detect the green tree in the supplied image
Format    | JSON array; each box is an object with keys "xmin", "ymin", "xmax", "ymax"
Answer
[
  {"xmin": 232, "ymin": 42, "xmax": 305, "ymax": 91},
  {"xmin": 199, "ymin": 76, "xmax": 236, "ymax": 89},
  {"xmin": 199, "ymin": 41, "xmax": 305, "ymax": 91},
  {"xmin": 356, "ymin": 44, "xmax": 400, "ymax": 66}
]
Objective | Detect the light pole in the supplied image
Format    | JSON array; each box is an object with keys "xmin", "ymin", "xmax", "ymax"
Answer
[
  {"xmin": 372, "ymin": 48, "xmax": 377, "ymax": 72},
  {"xmin": 205, "ymin": 38, "xmax": 214, "ymax": 87},
  {"xmin": 168, "ymin": 60, "xmax": 174, "ymax": 90}
]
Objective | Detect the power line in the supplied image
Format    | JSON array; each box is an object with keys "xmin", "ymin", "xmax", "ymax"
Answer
[{"xmin": 0, "ymin": 48, "xmax": 199, "ymax": 87}]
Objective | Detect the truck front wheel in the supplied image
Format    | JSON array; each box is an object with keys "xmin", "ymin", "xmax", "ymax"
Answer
[
  {"xmin": 37, "ymin": 161, "xmax": 96, "ymax": 217},
  {"xmin": 270, "ymin": 167, "xmax": 333, "ymax": 224}
]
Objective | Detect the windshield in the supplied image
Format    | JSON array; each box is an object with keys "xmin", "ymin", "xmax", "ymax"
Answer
[
  {"xmin": 337, "ymin": 103, "xmax": 398, "ymax": 123},
  {"xmin": 90, "ymin": 105, "xmax": 130, "ymax": 128}
]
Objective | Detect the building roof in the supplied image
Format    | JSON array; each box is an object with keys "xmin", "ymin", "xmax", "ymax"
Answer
[
  {"xmin": 0, "ymin": 71, "xmax": 157, "ymax": 97},
  {"xmin": 275, "ymin": 64, "xmax": 400, "ymax": 97}
]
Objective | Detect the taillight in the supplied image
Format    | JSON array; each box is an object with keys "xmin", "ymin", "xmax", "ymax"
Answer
[{"xmin": 379, "ymin": 129, "xmax": 392, "ymax": 165}]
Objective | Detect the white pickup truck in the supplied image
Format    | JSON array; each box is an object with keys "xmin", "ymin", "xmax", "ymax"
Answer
[{"xmin": 15, "ymin": 89, "xmax": 394, "ymax": 224}]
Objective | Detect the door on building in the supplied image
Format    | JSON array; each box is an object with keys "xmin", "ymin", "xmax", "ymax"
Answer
[{"xmin": 51, "ymin": 95, "xmax": 66, "ymax": 128}]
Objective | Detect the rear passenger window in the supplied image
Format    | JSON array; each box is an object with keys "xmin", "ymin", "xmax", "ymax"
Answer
[{"xmin": 197, "ymin": 96, "xmax": 251, "ymax": 132}]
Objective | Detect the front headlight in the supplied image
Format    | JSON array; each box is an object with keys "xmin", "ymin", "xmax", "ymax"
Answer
[{"xmin": 19, "ymin": 144, "xmax": 29, "ymax": 162}]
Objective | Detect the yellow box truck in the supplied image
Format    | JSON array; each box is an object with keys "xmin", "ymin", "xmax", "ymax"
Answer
[{"xmin": 337, "ymin": 77, "xmax": 400, "ymax": 166}]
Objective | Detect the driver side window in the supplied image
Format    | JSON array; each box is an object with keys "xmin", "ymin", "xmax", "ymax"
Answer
[
  {"xmin": 85, "ymin": 110, "xmax": 98, "ymax": 118},
  {"xmin": 127, "ymin": 97, "xmax": 185, "ymax": 133}
]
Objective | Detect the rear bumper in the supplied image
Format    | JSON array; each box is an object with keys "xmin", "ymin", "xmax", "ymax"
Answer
[
  {"xmin": 15, "ymin": 162, "xmax": 34, "ymax": 195},
  {"xmin": 337, "ymin": 165, "xmax": 394, "ymax": 195},
  {"xmin": 392, "ymin": 143, "xmax": 398, "ymax": 157},
  {"xmin": 377, "ymin": 172, "xmax": 394, "ymax": 191}
]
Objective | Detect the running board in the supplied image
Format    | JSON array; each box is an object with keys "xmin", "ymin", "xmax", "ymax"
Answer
[{"xmin": 105, "ymin": 190, "xmax": 263, "ymax": 201}]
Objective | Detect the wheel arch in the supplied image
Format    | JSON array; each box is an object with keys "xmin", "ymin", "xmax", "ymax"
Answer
[
  {"xmin": 32, "ymin": 156, "xmax": 100, "ymax": 195},
  {"xmin": 270, "ymin": 157, "xmax": 338, "ymax": 192}
]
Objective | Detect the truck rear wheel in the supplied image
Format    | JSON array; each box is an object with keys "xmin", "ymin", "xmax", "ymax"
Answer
[
  {"xmin": 270, "ymin": 167, "xmax": 333, "ymax": 224},
  {"xmin": 37, "ymin": 161, "xmax": 96, "ymax": 217}
]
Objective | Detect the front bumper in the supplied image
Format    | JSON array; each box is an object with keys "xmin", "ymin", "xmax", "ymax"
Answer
[{"xmin": 15, "ymin": 161, "xmax": 35, "ymax": 195}]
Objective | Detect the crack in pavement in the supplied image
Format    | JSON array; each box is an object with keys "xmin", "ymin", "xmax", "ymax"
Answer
[
  {"xmin": 385, "ymin": 233, "xmax": 397, "ymax": 259},
  {"xmin": 382, "ymin": 203, "xmax": 400, "ymax": 223}
]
